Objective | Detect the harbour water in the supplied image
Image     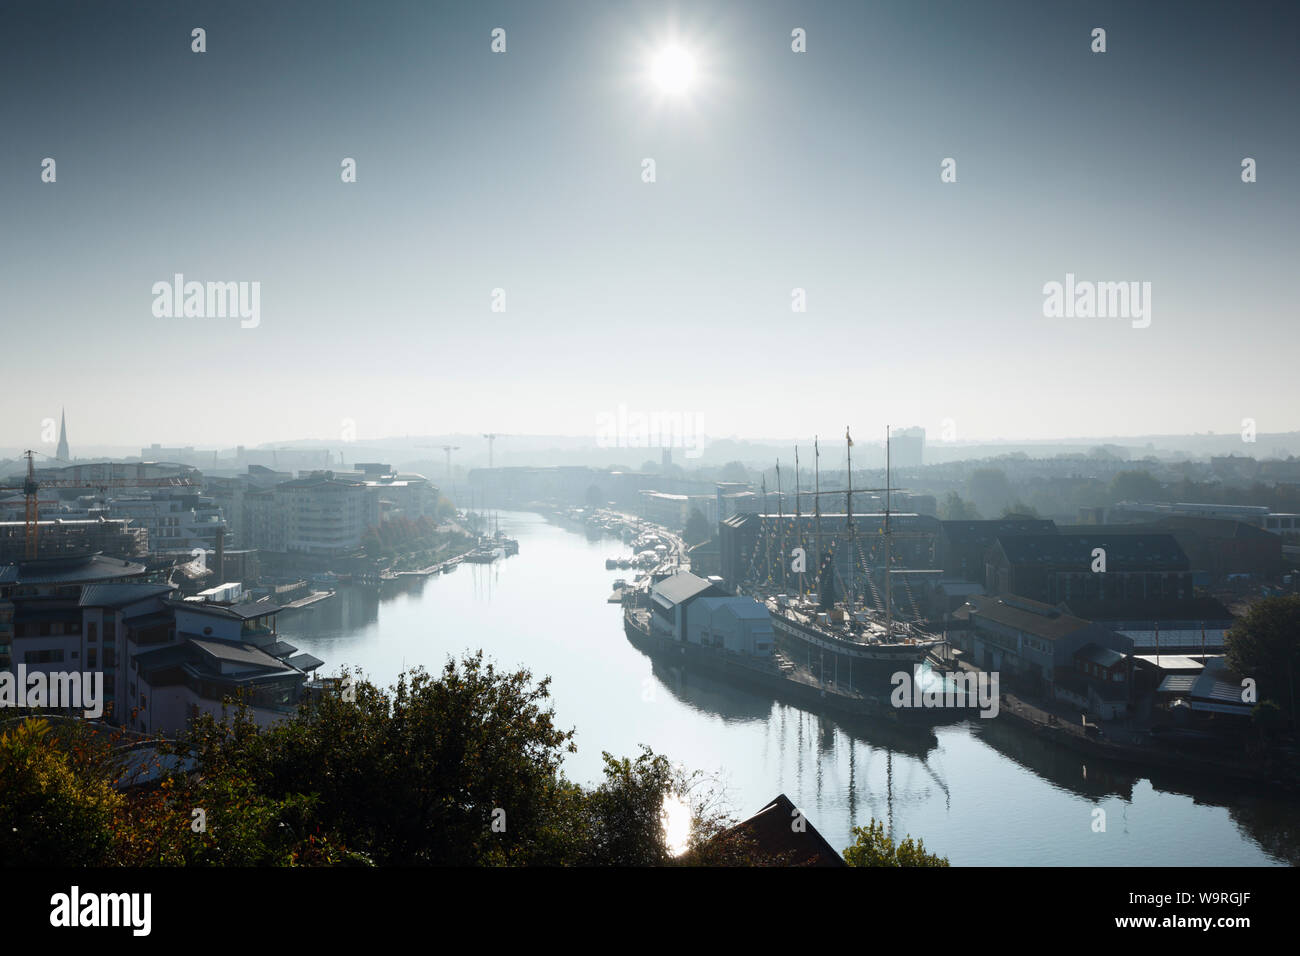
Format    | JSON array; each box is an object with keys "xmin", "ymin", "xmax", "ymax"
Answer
[{"xmin": 277, "ymin": 510, "xmax": 1298, "ymax": 866}]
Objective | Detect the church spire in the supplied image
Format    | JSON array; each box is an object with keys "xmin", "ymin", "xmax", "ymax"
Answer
[{"xmin": 56, "ymin": 408, "xmax": 70, "ymax": 461}]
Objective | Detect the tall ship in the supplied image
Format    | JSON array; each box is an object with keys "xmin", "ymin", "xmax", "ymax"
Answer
[{"xmin": 743, "ymin": 428, "xmax": 946, "ymax": 679}]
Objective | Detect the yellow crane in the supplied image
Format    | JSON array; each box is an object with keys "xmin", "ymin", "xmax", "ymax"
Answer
[{"xmin": 0, "ymin": 450, "xmax": 197, "ymax": 560}]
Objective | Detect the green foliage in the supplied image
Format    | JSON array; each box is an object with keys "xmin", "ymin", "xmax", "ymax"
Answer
[
  {"xmin": 940, "ymin": 491, "xmax": 981, "ymax": 520},
  {"xmin": 966, "ymin": 469, "xmax": 1011, "ymax": 517},
  {"xmin": 683, "ymin": 508, "xmax": 711, "ymax": 546},
  {"xmin": 1252, "ymin": 700, "xmax": 1283, "ymax": 735},
  {"xmin": 0, "ymin": 719, "xmax": 121, "ymax": 866},
  {"xmin": 210, "ymin": 655, "xmax": 578, "ymax": 866},
  {"xmin": 1226, "ymin": 595, "xmax": 1300, "ymax": 719},
  {"xmin": 578, "ymin": 747, "xmax": 676, "ymax": 865},
  {"xmin": 0, "ymin": 657, "xmax": 756, "ymax": 867},
  {"xmin": 720, "ymin": 461, "xmax": 749, "ymax": 483},
  {"xmin": 843, "ymin": 818, "xmax": 949, "ymax": 867},
  {"xmin": 1108, "ymin": 469, "xmax": 1166, "ymax": 504}
]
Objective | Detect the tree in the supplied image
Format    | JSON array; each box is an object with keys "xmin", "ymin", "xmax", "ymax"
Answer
[
  {"xmin": 843, "ymin": 818, "xmax": 949, "ymax": 867},
  {"xmin": 578, "ymin": 748, "xmax": 676, "ymax": 866},
  {"xmin": 940, "ymin": 491, "xmax": 981, "ymax": 520},
  {"xmin": 1252, "ymin": 700, "xmax": 1284, "ymax": 738},
  {"xmin": 720, "ymin": 461, "xmax": 749, "ymax": 483},
  {"xmin": 1225, "ymin": 595, "xmax": 1300, "ymax": 722},
  {"xmin": 0, "ymin": 661, "xmax": 751, "ymax": 867},
  {"xmin": 156, "ymin": 658, "xmax": 732, "ymax": 866},
  {"xmin": 0, "ymin": 719, "xmax": 121, "ymax": 866},
  {"xmin": 967, "ymin": 468, "xmax": 1012, "ymax": 518},
  {"xmin": 1001, "ymin": 501, "xmax": 1040, "ymax": 518},
  {"xmin": 683, "ymin": 508, "xmax": 711, "ymax": 546},
  {"xmin": 221, "ymin": 655, "xmax": 579, "ymax": 866},
  {"xmin": 1109, "ymin": 469, "xmax": 1166, "ymax": 504}
]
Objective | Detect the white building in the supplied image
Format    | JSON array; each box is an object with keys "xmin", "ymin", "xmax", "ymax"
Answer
[{"xmin": 272, "ymin": 474, "xmax": 379, "ymax": 556}]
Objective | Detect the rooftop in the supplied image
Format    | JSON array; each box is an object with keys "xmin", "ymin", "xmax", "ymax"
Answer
[
  {"xmin": 0, "ymin": 553, "xmax": 149, "ymax": 585},
  {"xmin": 965, "ymin": 593, "xmax": 1096, "ymax": 641},
  {"xmin": 994, "ymin": 533, "xmax": 1189, "ymax": 570},
  {"xmin": 693, "ymin": 793, "xmax": 845, "ymax": 867}
]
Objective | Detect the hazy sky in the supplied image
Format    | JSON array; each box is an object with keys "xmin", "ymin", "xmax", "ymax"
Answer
[{"xmin": 3, "ymin": 0, "xmax": 1297, "ymax": 453}]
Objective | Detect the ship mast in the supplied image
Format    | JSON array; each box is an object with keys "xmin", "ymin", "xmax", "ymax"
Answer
[
  {"xmin": 845, "ymin": 427, "xmax": 855, "ymax": 614},
  {"xmin": 885, "ymin": 426, "xmax": 893, "ymax": 638},
  {"xmin": 794, "ymin": 447, "xmax": 803, "ymax": 596},
  {"xmin": 814, "ymin": 436, "xmax": 823, "ymax": 605},
  {"xmin": 776, "ymin": 459, "xmax": 787, "ymax": 593}
]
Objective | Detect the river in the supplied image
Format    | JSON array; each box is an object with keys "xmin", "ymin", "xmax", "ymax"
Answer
[{"xmin": 276, "ymin": 510, "xmax": 1297, "ymax": 866}]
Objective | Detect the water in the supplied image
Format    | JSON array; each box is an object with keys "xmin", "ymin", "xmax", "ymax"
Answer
[{"xmin": 277, "ymin": 511, "xmax": 1298, "ymax": 866}]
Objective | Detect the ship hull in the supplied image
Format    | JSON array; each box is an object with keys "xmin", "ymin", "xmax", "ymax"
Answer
[
  {"xmin": 769, "ymin": 609, "xmax": 939, "ymax": 667},
  {"xmin": 622, "ymin": 609, "xmax": 942, "ymax": 723}
]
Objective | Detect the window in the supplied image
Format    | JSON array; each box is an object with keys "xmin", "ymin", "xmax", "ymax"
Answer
[
  {"xmin": 87, "ymin": 622, "xmax": 97, "ymax": 642},
  {"xmin": 24, "ymin": 649, "xmax": 65, "ymax": 664}
]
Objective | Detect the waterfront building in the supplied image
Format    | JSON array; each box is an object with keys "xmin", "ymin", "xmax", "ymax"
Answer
[
  {"xmin": 715, "ymin": 482, "xmax": 758, "ymax": 522},
  {"xmin": 937, "ymin": 518, "xmax": 1058, "ymax": 583},
  {"xmin": 0, "ymin": 555, "xmax": 321, "ymax": 734},
  {"xmin": 1155, "ymin": 657, "xmax": 1255, "ymax": 722},
  {"xmin": 1111, "ymin": 500, "xmax": 1300, "ymax": 546},
  {"xmin": 1059, "ymin": 596, "xmax": 1235, "ymax": 656},
  {"xmin": 687, "ymin": 538, "xmax": 720, "ymax": 577},
  {"xmin": 649, "ymin": 571, "xmax": 726, "ymax": 640},
  {"xmin": 271, "ymin": 473, "xmax": 379, "ymax": 556},
  {"xmin": 1071, "ymin": 518, "xmax": 1281, "ymax": 583},
  {"xmin": 0, "ymin": 555, "xmax": 155, "ymax": 719},
  {"xmin": 985, "ymin": 532, "xmax": 1193, "ymax": 607},
  {"xmin": 133, "ymin": 599, "xmax": 321, "ymax": 733},
  {"xmin": 204, "ymin": 465, "xmax": 291, "ymax": 547},
  {"xmin": 0, "ymin": 517, "xmax": 146, "ymax": 562},
  {"xmin": 356, "ymin": 470, "xmax": 439, "ymax": 522},
  {"xmin": 107, "ymin": 488, "xmax": 227, "ymax": 557},
  {"xmin": 649, "ymin": 571, "xmax": 775, "ymax": 656},
  {"xmin": 686, "ymin": 596, "xmax": 775, "ymax": 656},
  {"xmin": 959, "ymin": 593, "xmax": 1133, "ymax": 704},
  {"xmin": 638, "ymin": 490, "xmax": 718, "ymax": 528}
]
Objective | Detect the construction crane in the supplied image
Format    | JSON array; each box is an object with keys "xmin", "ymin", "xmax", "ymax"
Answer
[
  {"xmin": 413, "ymin": 443, "xmax": 461, "ymax": 483},
  {"xmin": 0, "ymin": 450, "xmax": 198, "ymax": 560},
  {"xmin": 439, "ymin": 445, "xmax": 460, "ymax": 482}
]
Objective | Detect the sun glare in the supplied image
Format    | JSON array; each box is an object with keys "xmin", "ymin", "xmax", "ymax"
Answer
[
  {"xmin": 650, "ymin": 44, "xmax": 696, "ymax": 96},
  {"xmin": 661, "ymin": 792, "xmax": 693, "ymax": 856}
]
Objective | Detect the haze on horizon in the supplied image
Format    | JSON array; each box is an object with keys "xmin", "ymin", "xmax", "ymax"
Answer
[{"xmin": 3, "ymin": 0, "xmax": 1297, "ymax": 452}]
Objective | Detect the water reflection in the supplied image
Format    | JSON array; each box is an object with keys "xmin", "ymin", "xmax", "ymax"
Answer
[{"xmin": 275, "ymin": 509, "xmax": 1299, "ymax": 866}]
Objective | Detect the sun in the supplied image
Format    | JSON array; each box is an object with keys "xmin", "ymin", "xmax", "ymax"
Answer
[{"xmin": 650, "ymin": 44, "xmax": 696, "ymax": 96}]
